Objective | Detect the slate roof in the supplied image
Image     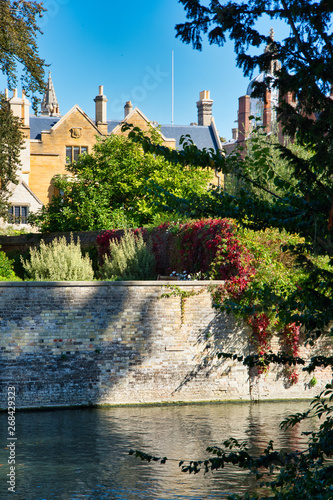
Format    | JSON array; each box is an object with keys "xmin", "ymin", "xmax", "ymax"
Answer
[
  {"xmin": 107, "ymin": 120, "xmax": 121, "ymax": 133},
  {"xmin": 30, "ymin": 115, "xmax": 60, "ymax": 139},
  {"xmin": 29, "ymin": 116, "xmax": 220, "ymax": 152},
  {"xmin": 160, "ymin": 124, "xmax": 219, "ymax": 151}
]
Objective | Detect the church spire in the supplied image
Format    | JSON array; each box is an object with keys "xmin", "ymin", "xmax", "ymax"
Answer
[
  {"xmin": 41, "ymin": 71, "xmax": 61, "ymax": 116},
  {"xmin": 265, "ymin": 27, "xmax": 281, "ymax": 76}
]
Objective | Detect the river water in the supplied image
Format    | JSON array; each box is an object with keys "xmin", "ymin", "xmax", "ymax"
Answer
[{"xmin": 0, "ymin": 400, "xmax": 317, "ymax": 500}]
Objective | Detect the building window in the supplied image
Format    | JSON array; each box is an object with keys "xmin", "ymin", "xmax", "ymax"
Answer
[
  {"xmin": 8, "ymin": 206, "xmax": 29, "ymax": 224},
  {"xmin": 65, "ymin": 146, "xmax": 88, "ymax": 164}
]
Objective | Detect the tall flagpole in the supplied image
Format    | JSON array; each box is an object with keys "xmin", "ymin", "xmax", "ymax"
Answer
[{"xmin": 172, "ymin": 50, "xmax": 174, "ymax": 125}]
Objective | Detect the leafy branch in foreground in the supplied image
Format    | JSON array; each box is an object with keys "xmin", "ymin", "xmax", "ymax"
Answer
[
  {"xmin": 129, "ymin": 384, "xmax": 333, "ymax": 498},
  {"xmin": 0, "ymin": 1, "xmax": 47, "ymax": 217},
  {"xmin": 129, "ymin": 449, "xmax": 167, "ymax": 465},
  {"xmin": 121, "ymin": 123, "xmax": 227, "ymax": 172},
  {"xmin": 0, "ymin": 93, "xmax": 23, "ymax": 218},
  {"xmin": 0, "ymin": 0, "xmax": 46, "ymax": 109},
  {"xmin": 217, "ymin": 352, "xmax": 333, "ymax": 375}
]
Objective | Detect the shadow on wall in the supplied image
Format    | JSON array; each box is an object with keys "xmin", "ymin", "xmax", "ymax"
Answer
[
  {"xmin": 0, "ymin": 283, "xmax": 156, "ymax": 408},
  {"xmin": 0, "ymin": 281, "xmax": 329, "ymax": 409},
  {"xmin": 173, "ymin": 312, "xmax": 250, "ymax": 395},
  {"xmin": 0, "ymin": 282, "xmax": 229, "ymax": 409}
]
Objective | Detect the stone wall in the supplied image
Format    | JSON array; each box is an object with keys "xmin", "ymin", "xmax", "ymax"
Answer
[
  {"xmin": 0, "ymin": 230, "xmax": 103, "ymax": 255},
  {"xmin": 0, "ymin": 282, "xmax": 331, "ymax": 409}
]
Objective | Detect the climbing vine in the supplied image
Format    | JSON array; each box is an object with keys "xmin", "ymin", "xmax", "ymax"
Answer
[
  {"xmin": 160, "ymin": 285, "xmax": 206, "ymax": 324},
  {"xmin": 96, "ymin": 219, "xmax": 328, "ymax": 383}
]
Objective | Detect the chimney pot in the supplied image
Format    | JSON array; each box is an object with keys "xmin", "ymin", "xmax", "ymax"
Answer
[
  {"xmin": 196, "ymin": 90, "xmax": 213, "ymax": 126},
  {"xmin": 124, "ymin": 100, "xmax": 133, "ymax": 118},
  {"xmin": 94, "ymin": 85, "xmax": 108, "ymax": 124}
]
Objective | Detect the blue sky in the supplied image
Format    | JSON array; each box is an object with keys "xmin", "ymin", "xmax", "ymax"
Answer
[{"xmin": 4, "ymin": 0, "xmax": 288, "ymax": 141}]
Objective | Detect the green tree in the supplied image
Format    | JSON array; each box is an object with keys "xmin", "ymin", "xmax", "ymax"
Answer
[
  {"xmin": 224, "ymin": 128, "xmax": 313, "ymax": 203},
  {"xmin": 0, "ymin": 1, "xmax": 46, "ymax": 217},
  {"xmin": 0, "ymin": 95, "xmax": 24, "ymax": 218},
  {"xmin": 30, "ymin": 134, "xmax": 214, "ymax": 232},
  {"xmin": 126, "ymin": 2, "xmax": 333, "ymax": 497},
  {"xmin": 176, "ymin": 1, "xmax": 333, "ymax": 254},
  {"xmin": 0, "ymin": 0, "xmax": 46, "ymax": 108}
]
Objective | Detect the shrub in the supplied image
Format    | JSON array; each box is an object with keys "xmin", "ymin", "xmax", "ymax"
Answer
[
  {"xmin": 97, "ymin": 219, "xmax": 253, "ymax": 280},
  {"xmin": 100, "ymin": 229, "xmax": 156, "ymax": 280},
  {"xmin": 0, "ymin": 247, "xmax": 19, "ymax": 281},
  {"xmin": 21, "ymin": 235, "xmax": 94, "ymax": 281}
]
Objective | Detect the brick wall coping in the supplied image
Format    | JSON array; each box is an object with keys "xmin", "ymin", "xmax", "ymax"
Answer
[{"xmin": 0, "ymin": 280, "xmax": 225, "ymax": 288}]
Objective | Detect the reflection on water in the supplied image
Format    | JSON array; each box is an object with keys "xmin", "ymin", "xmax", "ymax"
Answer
[{"xmin": 0, "ymin": 401, "xmax": 316, "ymax": 500}]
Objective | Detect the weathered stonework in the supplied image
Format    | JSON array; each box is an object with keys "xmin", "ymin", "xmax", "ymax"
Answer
[{"xmin": 0, "ymin": 281, "xmax": 331, "ymax": 409}]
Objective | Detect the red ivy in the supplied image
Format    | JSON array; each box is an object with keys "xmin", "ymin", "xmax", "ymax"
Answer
[
  {"xmin": 96, "ymin": 219, "xmax": 254, "ymax": 281},
  {"xmin": 283, "ymin": 322, "xmax": 301, "ymax": 384},
  {"xmin": 248, "ymin": 313, "xmax": 271, "ymax": 374},
  {"xmin": 96, "ymin": 219, "xmax": 302, "ymax": 384}
]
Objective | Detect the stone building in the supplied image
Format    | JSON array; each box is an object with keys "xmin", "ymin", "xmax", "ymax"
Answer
[{"xmin": 3, "ymin": 74, "xmax": 222, "ymax": 229}]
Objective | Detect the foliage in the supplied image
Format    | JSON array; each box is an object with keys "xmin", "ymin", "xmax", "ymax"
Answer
[
  {"xmin": 0, "ymin": 225, "xmax": 29, "ymax": 236},
  {"xmin": 97, "ymin": 219, "xmax": 253, "ymax": 282},
  {"xmin": 224, "ymin": 128, "xmax": 312, "ymax": 203},
  {"xmin": 100, "ymin": 229, "xmax": 156, "ymax": 281},
  {"xmin": 168, "ymin": 218, "xmax": 253, "ymax": 282},
  {"xmin": 160, "ymin": 284, "xmax": 206, "ymax": 323},
  {"xmin": 122, "ymin": 123, "xmax": 226, "ymax": 172},
  {"xmin": 6, "ymin": 247, "xmax": 29, "ymax": 280},
  {"xmin": 208, "ymin": 225, "xmax": 315, "ymax": 380},
  {"xmin": 0, "ymin": 246, "xmax": 19, "ymax": 281},
  {"xmin": 0, "ymin": 0, "xmax": 46, "ymax": 110},
  {"xmin": 30, "ymin": 134, "xmax": 213, "ymax": 232},
  {"xmin": 125, "ymin": 2, "xmax": 333, "ymax": 495},
  {"xmin": 21, "ymin": 235, "xmax": 94, "ymax": 281},
  {"xmin": 0, "ymin": 95, "xmax": 23, "ymax": 218},
  {"xmin": 82, "ymin": 245, "xmax": 99, "ymax": 277},
  {"xmin": 0, "ymin": 1, "xmax": 46, "ymax": 218},
  {"xmin": 176, "ymin": 0, "xmax": 333, "ymax": 256}
]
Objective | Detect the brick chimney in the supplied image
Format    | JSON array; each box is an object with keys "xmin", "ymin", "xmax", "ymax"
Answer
[
  {"xmin": 94, "ymin": 85, "xmax": 108, "ymax": 134},
  {"xmin": 197, "ymin": 90, "xmax": 213, "ymax": 126},
  {"xmin": 263, "ymin": 89, "xmax": 272, "ymax": 133},
  {"xmin": 237, "ymin": 95, "xmax": 250, "ymax": 143}
]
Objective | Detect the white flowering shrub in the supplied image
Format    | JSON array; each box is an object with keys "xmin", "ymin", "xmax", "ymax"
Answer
[
  {"xmin": 100, "ymin": 230, "xmax": 156, "ymax": 280},
  {"xmin": 21, "ymin": 235, "xmax": 94, "ymax": 281}
]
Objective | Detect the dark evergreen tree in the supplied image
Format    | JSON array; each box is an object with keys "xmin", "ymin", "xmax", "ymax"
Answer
[
  {"xmin": 176, "ymin": 0, "xmax": 333, "ymax": 256},
  {"xmin": 0, "ymin": 0, "xmax": 46, "ymax": 109},
  {"xmin": 0, "ymin": 94, "xmax": 23, "ymax": 218},
  {"xmin": 0, "ymin": 1, "xmax": 46, "ymax": 217},
  {"xmin": 127, "ymin": 5, "xmax": 333, "ymax": 496}
]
